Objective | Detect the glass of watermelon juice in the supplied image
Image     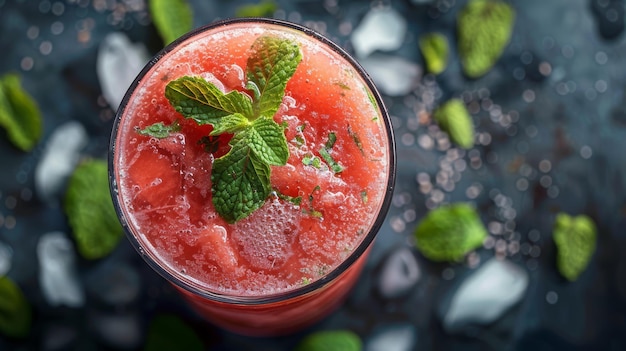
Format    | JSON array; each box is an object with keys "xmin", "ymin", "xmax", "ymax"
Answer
[{"xmin": 109, "ymin": 18, "xmax": 395, "ymax": 336}]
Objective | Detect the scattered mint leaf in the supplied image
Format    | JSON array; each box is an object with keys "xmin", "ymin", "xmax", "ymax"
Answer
[
  {"xmin": 0, "ymin": 73, "xmax": 43, "ymax": 151},
  {"xmin": 64, "ymin": 159, "xmax": 124, "ymax": 259},
  {"xmin": 295, "ymin": 330, "xmax": 362, "ymax": 351},
  {"xmin": 414, "ymin": 203, "xmax": 487, "ymax": 262},
  {"xmin": 235, "ymin": 0, "xmax": 277, "ymax": 18},
  {"xmin": 246, "ymin": 35, "xmax": 302, "ymax": 119},
  {"xmin": 149, "ymin": 0, "xmax": 193, "ymax": 45},
  {"xmin": 553, "ymin": 213, "xmax": 597, "ymax": 281},
  {"xmin": 164, "ymin": 35, "xmax": 301, "ymax": 222},
  {"xmin": 144, "ymin": 314, "xmax": 203, "ymax": 351},
  {"xmin": 136, "ymin": 120, "xmax": 181, "ymax": 138},
  {"xmin": 433, "ymin": 98, "xmax": 475, "ymax": 149},
  {"xmin": 419, "ymin": 32, "xmax": 449, "ymax": 75},
  {"xmin": 0, "ymin": 276, "xmax": 31, "ymax": 338},
  {"xmin": 458, "ymin": 0, "xmax": 515, "ymax": 78}
]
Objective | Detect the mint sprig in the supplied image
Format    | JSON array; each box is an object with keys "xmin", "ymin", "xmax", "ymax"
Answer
[{"xmin": 164, "ymin": 35, "xmax": 302, "ymax": 223}]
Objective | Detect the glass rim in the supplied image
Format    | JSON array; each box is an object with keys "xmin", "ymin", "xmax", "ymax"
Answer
[{"xmin": 108, "ymin": 17, "xmax": 397, "ymax": 305}]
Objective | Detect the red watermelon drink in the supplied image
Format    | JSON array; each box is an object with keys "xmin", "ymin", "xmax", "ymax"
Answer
[{"xmin": 109, "ymin": 18, "xmax": 395, "ymax": 336}]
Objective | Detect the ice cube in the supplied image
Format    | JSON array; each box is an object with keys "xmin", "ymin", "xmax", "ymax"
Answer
[
  {"xmin": 34, "ymin": 121, "xmax": 88, "ymax": 203},
  {"xmin": 351, "ymin": 7, "xmax": 407, "ymax": 58},
  {"xmin": 442, "ymin": 258, "xmax": 529, "ymax": 333},
  {"xmin": 97, "ymin": 32, "xmax": 149, "ymax": 110},
  {"xmin": 37, "ymin": 231, "xmax": 85, "ymax": 307},
  {"xmin": 358, "ymin": 54, "xmax": 422, "ymax": 96},
  {"xmin": 0, "ymin": 241, "xmax": 12, "ymax": 276},
  {"xmin": 377, "ymin": 246, "xmax": 420, "ymax": 299},
  {"xmin": 365, "ymin": 324, "xmax": 417, "ymax": 351}
]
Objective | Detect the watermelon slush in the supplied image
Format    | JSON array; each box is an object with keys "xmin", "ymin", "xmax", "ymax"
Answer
[{"xmin": 109, "ymin": 18, "xmax": 395, "ymax": 336}]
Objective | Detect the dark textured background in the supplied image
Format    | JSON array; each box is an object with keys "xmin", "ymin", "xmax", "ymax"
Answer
[{"xmin": 1, "ymin": 0, "xmax": 626, "ymax": 350}]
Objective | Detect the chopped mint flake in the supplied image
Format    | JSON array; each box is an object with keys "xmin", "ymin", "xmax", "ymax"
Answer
[
  {"xmin": 276, "ymin": 190, "xmax": 302, "ymax": 207},
  {"xmin": 414, "ymin": 203, "xmax": 487, "ymax": 262},
  {"xmin": 64, "ymin": 159, "xmax": 124, "ymax": 259},
  {"xmin": 235, "ymin": 0, "xmax": 277, "ymax": 18},
  {"xmin": 553, "ymin": 213, "xmax": 597, "ymax": 281},
  {"xmin": 136, "ymin": 120, "xmax": 181, "ymax": 138},
  {"xmin": 149, "ymin": 0, "xmax": 193, "ymax": 45},
  {"xmin": 325, "ymin": 132, "xmax": 337, "ymax": 149},
  {"xmin": 347, "ymin": 125, "xmax": 364, "ymax": 155},
  {"xmin": 164, "ymin": 35, "xmax": 301, "ymax": 222},
  {"xmin": 458, "ymin": 0, "xmax": 515, "ymax": 78},
  {"xmin": 144, "ymin": 314, "xmax": 203, "ymax": 351},
  {"xmin": 360, "ymin": 190, "xmax": 368, "ymax": 204},
  {"xmin": 419, "ymin": 32, "xmax": 449, "ymax": 75},
  {"xmin": 0, "ymin": 73, "xmax": 43, "ymax": 151},
  {"xmin": 303, "ymin": 153, "xmax": 322, "ymax": 169},
  {"xmin": 0, "ymin": 276, "xmax": 31, "ymax": 338},
  {"xmin": 319, "ymin": 147, "xmax": 344, "ymax": 174},
  {"xmin": 295, "ymin": 330, "xmax": 362, "ymax": 351},
  {"xmin": 433, "ymin": 98, "xmax": 475, "ymax": 149}
]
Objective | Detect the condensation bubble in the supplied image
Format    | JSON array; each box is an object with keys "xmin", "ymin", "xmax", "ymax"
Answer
[
  {"xmin": 51, "ymin": 21, "xmax": 64, "ymax": 35},
  {"xmin": 580, "ymin": 145, "xmax": 593, "ymax": 159},
  {"xmin": 526, "ymin": 125, "xmax": 538, "ymax": 138},
  {"xmin": 520, "ymin": 51, "xmax": 533, "ymax": 64},
  {"xmin": 401, "ymin": 132, "xmax": 415, "ymax": 146},
  {"xmin": 546, "ymin": 291, "xmax": 558, "ymax": 304},
  {"xmin": 595, "ymin": 80, "xmax": 607, "ymax": 93},
  {"xmin": 540, "ymin": 175, "xmax": 552, "ymax": 188},
  {"xmin": 539, "ymin": 61, "xmax": 552, "ymax": 76},
  {"xmin": 516, "ymin": 178, "xmax": 529, "ymax": 191},
  {"xmin": 547, "ymin": 185, "xmax": 560, "ymax": 198},
  {"xmin": 51, "ymin": 1, "xmax": 65, "ymax": 15},
  {"xmin": 595, "ymin": 51, "xmax": 608, "ymax": 65},
  {"xmin": 20, "ymin": 57, "xmax": 34, "ymax": 71},
  {"xmin": 27, "ymin": 26, "xmax": 40, "ymax": 40},
  {"xmin": 418, "ymin": 134, "xmax": 434, "ymax": 150},
  {"xmin": 538, "ymin": 159, "xmax": 552, "ymax": 173},
  {"xmin": 522, "ymin": 89, "xmax": 535, "ymax": 103},
  {"xmin": 528, "ymin": 229, "xmax": 541, "ymax": 242},
  {"xmin": 441, "ymin": 268, "xmax": 455, "ymax": 280},
  {"xmin": 39, "ymin": 41, "xmax": 53, "ymax": 55}
]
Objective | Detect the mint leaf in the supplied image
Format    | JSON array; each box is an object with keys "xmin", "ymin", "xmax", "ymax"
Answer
[
  {"xmin": 414, "ymin": 203, "xmax": 487, "ymax": 262},
  {"xmin": 211, "ymin": 144, "xmax": 271, "ymax": 223},
  {"xmin": 433, "ymin": 98, "xmax": 475, "ymax": 149},
  {"xmin": 0, "ymin": 73, "xmax": 43, "ymax": 151},
  {"xmin": 0, "ymin": 276, "xmax": 31, "ymax": 338},
  {"xmin": 319, "ymin": 147, "xmax": 344, "ymax": 174},
  {"xmin": 295, "ymin": 330, "xmax": 362, "ymax": 351},
  {"xmin": 144, "ymin": 314, "xmax": 203, "ymax": 351},
  {"xmin": 166, "ymin": 76, "xmax": 254, "ymax": 124},
  {"xmin": 553, "ymin": 213, "xmax": 597, "ymax": 281},
  {"xmin": 246, "ymin": 35, "xmax": 302, "ymax": 119},
  {"xmin": 149, "ymin": 0, "xmax": 193, "ymax": 45},
  {"xmin": 235, "ymin": 0, "xmax": 277, "ymax": 18},
  {"xmin": 419, "ymin": 32, "xmax": 449, "ymax": 75},
  {"xmin": 64, "ymin": 159, "xmax": 124, "ymax": 259},
  {"xmin": 458, "ymin": 0, "xmax": 515, "ymax": 78},
  {"xmin": 162, "ymin": 35, "xmax": 301, "ymax": 222},
  {"xmin": 137, "ymin": 120, "xmax": 181, "ymax": 138}
]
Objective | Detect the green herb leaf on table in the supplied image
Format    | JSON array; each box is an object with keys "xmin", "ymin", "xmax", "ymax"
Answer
[
  {"xmin": 136, "ymin": 120, "xmax": 181, "ymax": 138},
  {"xmin": 295, "ymin": 330, "xmax": 363, "ymax": 351},
  {"xmin": 433, "ymin": 98, "xmax": 475, "ymax": 149},
  {"xmin": 144, "ymin": 314, "xmax": 203, "ymax": 351},
  {"xmin": 295, "ymin": 330, "xmax": 362, "ymax": 351},
  {"xmin": 64, "ymin": 159, "xmax": 124, "ymax": 259},
  {"xmin": 553, "ymin": 213, "xmax": 597, "ymax": 281},
  {"xmin": 149, "ymin": 0, "xmax": 193, "ymax": 45},
  {"xmin": 419, "ymin": 32, "xmax": 449, "ymax": 75},
  {"xmin": 235, "ymin": 0, "xmax": 277, "ymax": 18},
  {"xmin": 414, "ymin": 203, "xmax": 487, "ymax": 262},
  {"xmin": 163, "ymin": 35, "xmax": 301, "ymax": 222},
  {"xmin": 457, "ymin": 0, "xmax": 515, "ymax": 78},
  {"xmin": 0, "ymin": 73, "xmax": 43, "ymax": 151},
  {"xmin": 0, "ymin": 276, "xmax": 31, "ymax": 339}
]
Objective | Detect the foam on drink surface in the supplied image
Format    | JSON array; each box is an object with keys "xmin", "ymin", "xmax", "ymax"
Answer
[{"xmin": 115, "ymin": 23, "xmax": 390, "ymax": 296}]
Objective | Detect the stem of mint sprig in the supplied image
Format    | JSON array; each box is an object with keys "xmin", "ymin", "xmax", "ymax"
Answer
[{"xmin": 162, "ymin": 35, "xmax": 302, "ymax": 223}]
